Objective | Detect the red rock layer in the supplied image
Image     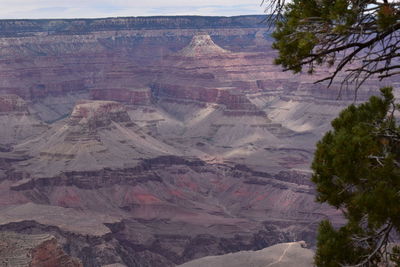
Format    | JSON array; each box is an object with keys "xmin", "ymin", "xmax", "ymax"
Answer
[
  {"xmin": 69, "ymin": 100, "xmax": 131, "ymax": 128},
  {"xmin": 0, "ymin": 232, "xmax": 82, "ymax": 267},
  {"xmin": 90, "ymin": 88, "xmax": 152, "ymax": 105},
  {"xmin": 31, "ymin": 238, "xmax": 83, "ymax": 267},
  {"xmin": 0, "ymin": 94, "xmax": 28, "ymax": 113},
  {"xmin": 153, "ymin": 83, "xmax": 265, "ymax": 115}
]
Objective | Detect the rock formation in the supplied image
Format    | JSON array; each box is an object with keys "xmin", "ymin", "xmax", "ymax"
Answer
[
  {"xmin": 0, "ymin": 94, "xmax": 29, "ymax": 113},
  {"xmin": 12, "ymin": 100, "xmax": 179, "ymax": 176},
  {"xmin": 178, "ymin": 241, "xmax": 314, "ymax": 267},
  {"xmin": 0, "ymin": 94, "xmax": 48, "ymax": 146},
  {"xmin": 177, "ymin": 33, "xmax": 230, "ymax": 57},
  {"xmin": 90, "ymin": 88, "xmax": 152, "ymax": 105},
  {"xmin": 69, "ymin": 100, "xmax": 131, "ymax": 129},
  {"xmin": 0, "ymin": 203, "xmax": 121, "ymax": 236},
  {"xmin": 0, "ymin": 15, "xmax": 388, "ymax": 266},
  {"xmin": 150, "ymin": 33, "xmax": 272, "ymax": 117},
  {"xmin": 0, "ymin": 231, "xmax": 82, "ymax": 267}
]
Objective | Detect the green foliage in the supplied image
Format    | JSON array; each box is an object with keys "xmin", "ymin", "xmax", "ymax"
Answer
[
  {"xmin": 311, "ymin": 87, "xmax": 400, "ymax": 266},
  {"xmin": 377, "ymin": 4, "xmax": 398, "ymax": 31},
  {"xmin": 315, "ymin": 220, "xmax": 370, "ymax": 266},
  {"xmin": 271, "ymin": 0, "xmax": 399, "ymax": 74},
  {"xmin": 269, "ymin": 0, "xmax": 400, "ymax": 264},
  {"xmin": 272, "ymin": 0, "xmax": 358, "ymax": 72},
  {"xmin": 269, "ymin": 1, "xmax": 400, "ymax": 263}
]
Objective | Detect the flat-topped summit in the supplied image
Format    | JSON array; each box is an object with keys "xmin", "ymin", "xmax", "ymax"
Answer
[
  {"xmin": 13, "ymin": 100, "xmax": 180, "ymax": 176},
  {"xmin": 69, "ymin": 100, "xmax": 131, "ymax": 129},
  {"xmin": 178, "ymin": 33, "xmax": 230, "ymax": 57}
]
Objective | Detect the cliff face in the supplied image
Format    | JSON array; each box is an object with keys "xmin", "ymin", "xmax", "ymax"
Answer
[
  {"xmin": 0, "ymin": 231, "xmax": 82, "ymax": 267},
  {"xmin": 148, "ymin": 33, "xmax": 268, "ymax": 116},
  {"xmin": 177, "ymin": 33, "xmax": 230, "ymax": 57},
  {"xmin": 0, "ymin": 15, "xmax": 387, "ymax": 267},
  {"xmin": 0, "ymin": 94, "xmax": 48, "ymax": 146},
  {"xmin": 0, "ymin": 16, "xmax": 267, "ymax": 37},
  {"xmin": 0, "ymin": 16, "xmax": 271, "ymax": 122},
  {"xmin": 0, "ymin": 16, "xmax": 378, "ymax": 121},
  {"xmin": 90, "ymin": 88, "xmax": 152, "ymax": 105},
  {"xmin": 1, "ymin": 158, "xmax": 333, "ymax": 266},
  {"xmin": 0, "ymin": 94, "xmax": 28, "ymax": 113},
  {"xmin": 69, "ymin": 100, "xmax": 131, "ymax": 128},
  {"xmin": 11, "ymin": 101, "xmax": 180, "ymax": 177}
]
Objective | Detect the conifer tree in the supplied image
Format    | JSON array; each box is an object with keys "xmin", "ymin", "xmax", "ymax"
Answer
[
  {"xmin": 312, "ymin": 87, "xmax": 400, "ymax": 266},
  {"xmin": 265, "ymin": 0, "xmax": 400, "ymax": 88},
  {"xmin": 264, "ymin": 1, "xmax": 400, "ymax": 265}
]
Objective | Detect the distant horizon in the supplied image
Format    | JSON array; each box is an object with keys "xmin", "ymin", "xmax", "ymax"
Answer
[
  {"xmin": 0, "ymin": 14, "xmax": 266, "ymax": 21},
  {"xmin": 0, "ymin": 1, "xmax": 265, "ymax": 20}
]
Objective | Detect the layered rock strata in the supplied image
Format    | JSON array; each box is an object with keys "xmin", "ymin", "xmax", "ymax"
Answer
[
  {"xmin": 0, "ymin": 94, "xmax": 29, "ymax": 113},
  {"xmin": 90, "ymin": 88, "xmax": 152, "ymax": 105},
  {"xmin": 0, "ymin": 15, "xmax": 388, "ymax": 267},
  {"xmin": 0, "ymin": 16, "xmax": 271, "ymax": 121},
  {"xmin": 12, "ymin": 101, "xmax": 179, "ymax": 177},
  {"xmin": 0, "ymin": 231, "xmax": 82, "ymax": 267},
  {"xmin": 177, "ymin": 33, "xmax": 230, "ymax": 57},
  {"xmin": 69, "ymin": 100, "xmax": 131, "ymax": 130},
  {"xmin": 0, "ymin": 157, "xmax": 338, "ymax": 266},
  {"xmin": 148, "ymin": 33, "xmax": 273, "ymax": 116},
  {"xmin": 0, "ymin": 94, "xmax": 48, "ymax": 145}
]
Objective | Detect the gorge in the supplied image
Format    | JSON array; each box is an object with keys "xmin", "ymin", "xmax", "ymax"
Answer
[{"xmin": 0, "ymin": 15, "xmax": 392, "ymax": 266}]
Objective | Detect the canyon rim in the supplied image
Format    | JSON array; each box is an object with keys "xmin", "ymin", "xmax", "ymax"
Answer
[{"xmin": 0, "ymin": 15, "xmax": 396, "ymax": 266}]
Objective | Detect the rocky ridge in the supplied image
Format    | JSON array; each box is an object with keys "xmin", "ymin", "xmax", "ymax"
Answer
[
  {"xmin": 178, "ymin": 241, "xmax": 314, "ymax": 267},
  {"xmin": 0, "ymin": 17, "xmax": 271, "ymax": 123},
  {"xmin": 90, "ymin": 88, "xmax": 152, "ymax": 105},
  {"xmin": 11, "ymin": 101, "xmax": 180, "ymax": 177},
  {"xmin": 0, "ymin": 16, "xmax": 267, "ymax": 37},
  {"xmin": 69, "ymin": 100, "xmax": 131, "ymax": 129},
  {"xmin": 177, "ymin": 33, "xmax": 230, "ymax": 57},
  {"xmin": 150, "ymin": 33, "xmax": 272, "ymax": 117},
  {"xmin": 0, "ymin": 158, "xmax": 335, "ymax": 266},
  {"xmin": 0, "ymin": 231, "xmax": 82, "ymax": 267}
]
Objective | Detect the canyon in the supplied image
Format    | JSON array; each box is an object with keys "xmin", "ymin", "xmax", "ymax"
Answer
[{"xmin": 0, "ymin": 15, "xmax": 393, "ymax": 266}]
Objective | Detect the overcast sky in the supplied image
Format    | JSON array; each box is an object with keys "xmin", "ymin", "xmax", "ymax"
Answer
[{"xmin": 0, "ymin": 0, "xmax": 265, "ymax": 19}]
